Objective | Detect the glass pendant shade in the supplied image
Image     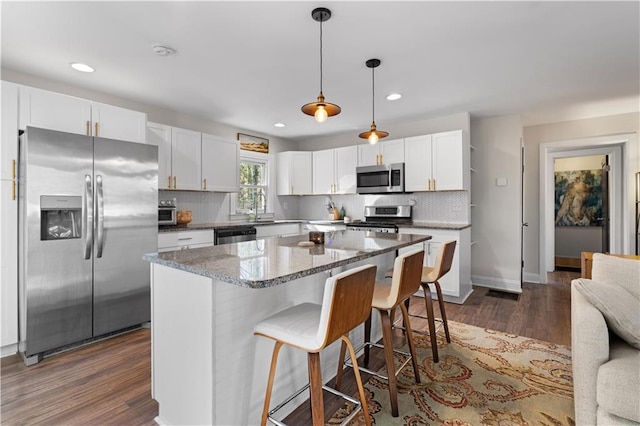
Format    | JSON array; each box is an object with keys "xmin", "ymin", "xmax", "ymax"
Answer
[
  {"xmin": 301, "ymin": 8, "xmax": 341, "ymax": 122},
  {"xmin": 359, "ymin": 58, "xmax": 388, "ymax": 144}
]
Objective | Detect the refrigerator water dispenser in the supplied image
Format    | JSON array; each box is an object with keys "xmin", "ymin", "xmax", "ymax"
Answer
[{"xmin": 40, "ymin": 195, "xmax": 81, "ymax": 240}]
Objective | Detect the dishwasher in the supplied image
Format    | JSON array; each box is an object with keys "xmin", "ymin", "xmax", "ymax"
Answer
[{"xmin": 215, "ymin": 226, "xmax": 257, "ymax": 245}]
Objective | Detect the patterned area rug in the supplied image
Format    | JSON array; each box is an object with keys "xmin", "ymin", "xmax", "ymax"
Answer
[{"xmin": 331, "ymin": 321, "xmax": 574, "ymax": 425}]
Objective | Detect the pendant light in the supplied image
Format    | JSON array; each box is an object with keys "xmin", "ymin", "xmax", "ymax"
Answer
[
  {"xmin": 359, "ymin": 58, "xmax": 388, "ymax": 144},
  {"xmin": 301, "ymin": 7, "xmax": 341, "ymax": 123}
]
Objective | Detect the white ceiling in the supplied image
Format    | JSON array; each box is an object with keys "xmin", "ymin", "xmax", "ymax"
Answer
[{"xmin": 2, "ymin": 1, "xmax": 638, "ymax": 143}]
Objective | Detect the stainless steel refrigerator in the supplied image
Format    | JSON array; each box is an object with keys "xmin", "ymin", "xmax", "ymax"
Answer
[{"xmin": 18, "ymin": 126, "xmax": 158, "ymax": 364}]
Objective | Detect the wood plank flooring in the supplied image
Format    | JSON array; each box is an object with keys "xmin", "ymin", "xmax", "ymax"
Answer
[{"xmin": 1, "ymin": 271, "xmax": 575, "ymax": 425}]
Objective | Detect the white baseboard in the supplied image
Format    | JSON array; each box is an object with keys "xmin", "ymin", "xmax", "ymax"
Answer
[
  {"xmin": 472, "ymin": 275, "xmax": 522, "ymax": 294},
  {"xmin": 523, "ymin": 272, "xmax": 540, "ymax": 283},
  {"xmin": 1, "ymin": 343, "xmax": 18, "ymax": 358}
]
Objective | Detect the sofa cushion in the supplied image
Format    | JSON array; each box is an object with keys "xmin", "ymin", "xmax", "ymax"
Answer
[
  {"xmin": 591, "ymin": 253, "xmax": 640, "ymax": 300},
  {"xmin": 597, "ymin": 337, "xmax": 640, "ymax": 423},
  {"xmin": 574, "ymin": 278, "xmax": 640, "ymax": 349}
]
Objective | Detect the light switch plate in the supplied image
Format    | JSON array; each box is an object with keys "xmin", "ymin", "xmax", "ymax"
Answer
[{"xmin": 496, "ymin": 177, "xmax": 508, "ymax": 187}]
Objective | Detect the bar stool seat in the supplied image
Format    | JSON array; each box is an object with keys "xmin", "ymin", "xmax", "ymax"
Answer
[
  {"xmin": 338, "ymin": 249, "xmax": 425, "ymax": 418},
  {"xmin": 254, "ymin": 264, "xmax": 377, "ymax": 426}
]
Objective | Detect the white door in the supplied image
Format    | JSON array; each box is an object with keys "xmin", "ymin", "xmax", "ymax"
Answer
[
  {"xmin": 380, "ymin": 138, "xmax": 405, "ymax": 164},
  {"xmin": 313, "ymin": 149, "xmax": 335, "ymax": 194},
  {"xmin": 201, "ymin": 133, "xmax": 239, "ymax": 192},
  {"xmin": 19, "ymin": 85, "xmax": 91, "ymax": 135},
  {"xmin": 432, "ymin": 130, "xmax": 463, "ymax": 190},
  {"xmin": 92, "ymin": 102, "xmax": 147, "ymax": 143},
  {"xmin": 357, "ymin": 143, "xmax": 380, "ymax": 166},
  {"xmin": 404, "ymin": 135, "xmax": 432, "ymax": 192},
  {"xmin": 171, "ymin": 127, "xmax": 201, "ymax": 191},
  {"xmin": 1, "ymin": 81, "xmax": 18, "ymax": 181},
  {"xmin": 147, "ymin": 123, "xmax": 172, "ymax": 190},
  {"xmin": 334, "ymin": 145, "xmax": 357, "ymax": 194}
]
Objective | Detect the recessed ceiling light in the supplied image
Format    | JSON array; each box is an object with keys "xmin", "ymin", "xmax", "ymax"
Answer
[
  {"xmin": 386, "ymin": 93, "xmax": 402, "ymax": 101},
  {"xmin": 70, "ymin": 62, "xmax": 94, "ymax": 73},
  {"xmin": 274, "ymin": 122, "xmax": 286, "ymax": 128}
]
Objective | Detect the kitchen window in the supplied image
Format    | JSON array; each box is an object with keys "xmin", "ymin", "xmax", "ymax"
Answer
[{"xmin": 231, "ymin": 154, "xmax": 269, "ymax": 217}]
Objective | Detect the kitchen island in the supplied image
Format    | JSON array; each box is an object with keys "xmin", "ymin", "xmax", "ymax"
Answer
[{"xmin": 143, "ymin": 230, "xmax": 431, "ymax": 426}]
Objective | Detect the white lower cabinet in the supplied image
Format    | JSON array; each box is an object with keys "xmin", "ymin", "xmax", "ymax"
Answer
[
  {"xmin": 301, "ymin": 223, "xmax": 346, "ymax": 232},
  {"xmin": 398, "ymin": 227, "xmax": 472, "ymax": 304},
  {"xmin": 158, "ymin": 230, "xmax": 214, "ymax": 252},
  {"xmin": 256, "ymin": 224, "xmax": 300, "ymax": 239}
]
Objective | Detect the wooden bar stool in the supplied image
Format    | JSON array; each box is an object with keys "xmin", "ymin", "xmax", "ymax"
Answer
[
  {"xmin": 254, "ymin": 264, "xmax": 377, "ymax": 426},
  {"xmin": 337, "ymin": 249, "xmax": 425, "ymax": 418},
  {"xmin": 386, "ymin": 241, "xmax": 456, "ymax": 363},
  {"xmin": 417, "ymin": 240, "xmax": 456, "ymax": 363}
]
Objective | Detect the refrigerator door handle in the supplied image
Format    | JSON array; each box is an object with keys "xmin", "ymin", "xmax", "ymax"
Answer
[
  {"xmin": 84, "ymin": 174, "xmax": 93, "ymax": 260},
  {"xmin": 96, "ymin": 175, "xmax": 105, "ymax": 258}
]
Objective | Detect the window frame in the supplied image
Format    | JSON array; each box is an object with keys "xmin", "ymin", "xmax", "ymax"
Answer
[{"xmin": 230, "ymin": 151, "xmax": 271, "ymax": 219}]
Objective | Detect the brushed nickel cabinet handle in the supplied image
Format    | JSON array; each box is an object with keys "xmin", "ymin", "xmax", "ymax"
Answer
[
  {"xmin": 433, "ymin": 179, "xmax": 436, "ymax": 191},
  {"xmin": 86, "ymin": 121, "xmax": 90, "ymax": 136},
  {"xmin": 11, "ymin": 180, "xmax": 16, "ymax": 201},
  {"xmin": 203, "ymin": 178, "xmax": 207, "ymax": 191},
  {"xmin": 11, "ymin": 159, "xmax": 16, "ymax": 179},
  {"xmin": 173, "ymin": 176, "xmax": 177, "ymax": 189},
  {"xmin": 94, "ymin": 122, "xmax": 99, "ymax": 137},
  {"xmin": 168, "ymin": 176, "xmax": 172, "ymax": 188}
]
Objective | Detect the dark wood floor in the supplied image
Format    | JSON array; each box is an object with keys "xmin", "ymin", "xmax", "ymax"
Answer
[{"xmin": 1, "ymin": 271, "xmax": 575, "ymax": 425}]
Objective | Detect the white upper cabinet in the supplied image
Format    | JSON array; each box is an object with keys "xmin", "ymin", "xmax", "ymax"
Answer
[
  {"xmin": 313, "ymin": 149, "xmax": 334, "ymax": 195},
  {"xmin": 19, "ymin": 85, "xmax": 91, "ymax": 135},
  {"xmin": 171, "ymin": 127, "xmax": 202, "ymax": 191},
  {"xmin": 147, "ymin": 122, "xmax": 172, "ymax": 190},
  {"xmin": 1, "ymin": 81, "xmax": 18, "ymax": 181},
  {"xmin": 432, "ymin": 130, "xmax": 465, "ymax": 191},
  {"xmin": 313, "ymin": 146, "xmax": 357, "ymax": 195},
  {"xmin": 201, "ymin": 133, "xmax": 239, "ymax": 192},
  {"xmin": 91, "ymin": 102, "xmax": 146, "ymax": 143},
  {"xmin": 18, "ymin": 85, "xmax": 146, "ymax": 143},
  {"xmin": 334, "ymin": 145, "xmax": 357, "ymax": 194},
  {"xmin": 404, "ymin": 130, "xmax": 465, "ymax": 191},
  {"xmin": 357, "ymin": 138, "xmax": 404, "ymax": 166},
  {"xmin": 277, "ymin": 151, "xmax": 312, "ymax": 195}
]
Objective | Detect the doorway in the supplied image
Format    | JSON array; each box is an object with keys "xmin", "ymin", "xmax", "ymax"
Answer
[
  {"xmin": 552, "ymin": 154, "xmax": 608, "ymax": 270},
  {"xmin": 539, "ymin": 133, "xmax": 636, "ymax": 282}
]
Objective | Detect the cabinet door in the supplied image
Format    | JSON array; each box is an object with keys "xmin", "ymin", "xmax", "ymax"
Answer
[
  {"xmin": 1, "ymin": 81, "xmax": 18, "ymax": 181},
  {"xmin": 147, "ymin": 122, "xmax": 172, "ymax": 190},
  {"xmin": 312, "ymin": 149, "xmax": 335, "ymax": 194},
  {"xmin": 19, "ymin": 85, "xmax": 91, "ymax": 135},
  {"xmin": 0, "ymin": 179, "xmax": 18, "ymax": 348},
  {"xmin": 432, "ymin": 130, "xmax": 463, "ymax": 191},
  {"xmin": 92, "ymin": 102, "xmax": 147, "ymax": 143},
  {"xmin": 276, "ymin": 152, "xmax": 292, "ymax": 195},
  {"xmin": 201, "ymin": 133, "xmax": 239, "ymax": 192},
  {"xmin": 291, "ymin": 152, "xmax": 313, "ymax": 194},
  {"xmin": 334, "ymin": 145, "xmax": 357, "ymax": 194},
  {"xmin": 380, "ymin": 138, "xmax": 405, "ymax": 164},
  {"xmin": 357, "ymin": 143, "xmax": 380, "ymax": 166},
  {"xmin": 404, "ymin": 135, "xmax": 432, "ymax": 192},
  {"xmin": 171, "ymin": 127, "xmax": 201, "ymax": 190}
]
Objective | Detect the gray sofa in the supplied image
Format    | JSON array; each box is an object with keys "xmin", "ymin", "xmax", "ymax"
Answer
[{"xmin": 571, "ymin": 253, "xmax": 640, "ymax": 425}]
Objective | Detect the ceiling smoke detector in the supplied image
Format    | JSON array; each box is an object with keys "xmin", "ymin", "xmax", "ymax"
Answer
[{"xmin": 152, "ymin": 45, "xmax": 176, "ymax": 56}]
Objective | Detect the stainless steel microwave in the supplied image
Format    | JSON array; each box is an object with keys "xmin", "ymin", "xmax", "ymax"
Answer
[
  {"xmin": 356, "ymin": 163, "xmax": 405, "ymax": 194},
  {"xmin": 158, "ymin": 199, "xmax": 177, "ymax": 225}
]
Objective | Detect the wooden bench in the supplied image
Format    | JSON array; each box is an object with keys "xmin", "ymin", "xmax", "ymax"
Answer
[{"xmin": 580, "ymin": 252, "xmax": 640, "ymax": 278}]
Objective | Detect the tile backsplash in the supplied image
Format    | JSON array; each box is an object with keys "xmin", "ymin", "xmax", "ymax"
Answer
[{"xmin": 160, "ymin": 190, "xmax": 469, "ymax": 224}]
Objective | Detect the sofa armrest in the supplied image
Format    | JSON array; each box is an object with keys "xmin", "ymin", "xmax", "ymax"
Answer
[{"xmin": 571, "ymin": 279, "xmax": 610, "ymax": 426}]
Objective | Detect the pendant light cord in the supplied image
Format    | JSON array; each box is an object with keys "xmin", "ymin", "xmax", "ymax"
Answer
[
  {"xmin": 371, "ymin": 66, "xmax": 375, "ymax": 123},
  {"xmin": 319, "ymin": 19, "xmax": 323, "ymax": 93}
]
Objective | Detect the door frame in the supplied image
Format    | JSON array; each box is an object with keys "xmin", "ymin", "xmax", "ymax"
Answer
[{"xmin": 539, "ymin": 133, "xmax": 636, "ymax": 281}]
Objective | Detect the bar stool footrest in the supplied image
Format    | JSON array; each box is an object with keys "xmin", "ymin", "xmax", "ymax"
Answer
[
  {"xmin": 392, "ymin": 314, "xmax": 445, "ymax": 337},
  {"xmin": 267, "ymin": 382, "xmax": 363, "ymax": 426},
  {"xmin": 344, "ymin": 342, "xmax": 413, "ymax": 380}
]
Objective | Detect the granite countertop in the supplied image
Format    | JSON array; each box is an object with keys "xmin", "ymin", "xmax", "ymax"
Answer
[
  {"xmin": 158, "ymin": 220, "xmax": 469, "ymax": 232},
  {"xmin": 144, "ymin": 230, "xmax": 431, "ymax": 288}
]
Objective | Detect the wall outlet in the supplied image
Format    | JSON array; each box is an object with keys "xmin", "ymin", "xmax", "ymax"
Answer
[{"xmin": 452, "ymin": 203, "xmax": 462, "ymax": 212}]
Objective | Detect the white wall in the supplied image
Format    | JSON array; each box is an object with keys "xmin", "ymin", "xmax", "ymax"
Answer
[
  {"xmin": 470, "ymin": 115, "xmax": 523, "ymax": 291},
  {"xmin": 524, "ymin": 112, "xmax": 640, "ymax": 281}
]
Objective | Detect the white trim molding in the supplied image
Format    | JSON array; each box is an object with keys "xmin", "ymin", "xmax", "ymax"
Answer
[{"xmin": 472, "ymin": 275, "xmax": 523, "ymax": 293}]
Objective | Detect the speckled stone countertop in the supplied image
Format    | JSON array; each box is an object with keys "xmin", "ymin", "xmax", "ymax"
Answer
[
  {"xmin": 158, "ymin": 220, "xmax": 469, "ymax": 232},
  {"xmin": 144, "ymin": 230, "xmax": 431, "ymax": 288}
]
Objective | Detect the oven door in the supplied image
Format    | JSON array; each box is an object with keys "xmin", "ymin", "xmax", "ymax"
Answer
[{"xmin": 158, "ymin": 207, "xmax": 176, "ymax": 225}]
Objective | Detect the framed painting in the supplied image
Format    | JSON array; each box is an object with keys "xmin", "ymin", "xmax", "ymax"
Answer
[
  {"xmin": 237, "ymin": 133, "xmax": 269, "ymax": 154},
  {"xmin": 554, "ymin": 169, "xmax": 603, "ymax": 226}
]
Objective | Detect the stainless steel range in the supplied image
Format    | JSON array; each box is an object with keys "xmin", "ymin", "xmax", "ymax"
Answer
[{"xmin": 346, "ymin": 205, "xmax": 412, "ymax": 233}]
